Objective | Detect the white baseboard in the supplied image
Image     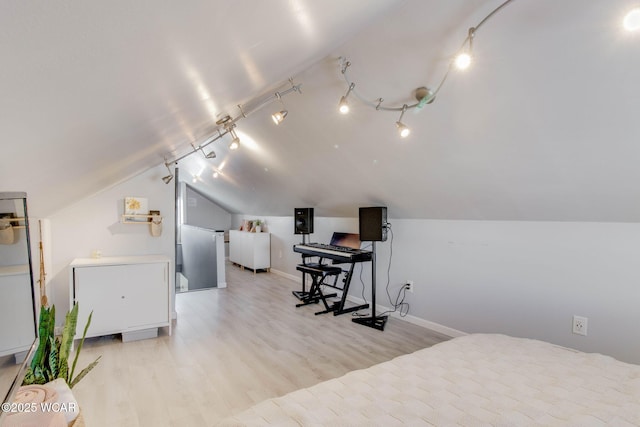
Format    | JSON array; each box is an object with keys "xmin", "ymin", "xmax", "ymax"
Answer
[
  {"xmin": 270, "ymin": 268, "xmax": 299, "ymax": 282},
  {"xmin": 269, "ymin": 268, "xmax": 465, "ymax": 338},
  {"xmin": 346, "ymin": 295, "xmax": 466, "ymax": 338}
]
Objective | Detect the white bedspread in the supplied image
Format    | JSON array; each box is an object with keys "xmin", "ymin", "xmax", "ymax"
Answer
[{"xmin": 217, "ymin": 334, "xmax": 640, "ymax": 426}]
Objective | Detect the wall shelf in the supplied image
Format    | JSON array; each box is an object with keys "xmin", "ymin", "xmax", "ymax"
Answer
[
  {"xmin": 120, "ymin": 213, "xmax": 163, "ymax": 237},
  {"xmin": 121, "ymin": 214, "xmax": 163, "ymax": 224}
]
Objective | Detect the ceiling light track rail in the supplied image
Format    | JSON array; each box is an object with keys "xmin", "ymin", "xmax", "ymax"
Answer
[
  {"xmin": 338, "ymin": 0, "xmax": 516, "ymax": 119},
  {"xmin": 161, "ymin": 78, "xmax": 302, "ymax": 183}
]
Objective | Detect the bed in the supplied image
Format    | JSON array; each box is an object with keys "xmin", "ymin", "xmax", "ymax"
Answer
[{"xmin": 216, "ymin": 334, "xmax": 640, "ymax": 426}]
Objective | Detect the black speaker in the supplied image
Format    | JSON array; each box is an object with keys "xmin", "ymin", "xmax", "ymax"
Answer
[
  {"xmin": 294, "ymin": 208, "xmax": 314, "ymax": 234},
  {"xmin": 359, "ymin": 207, "xmax": 388, "ymax": 242}
]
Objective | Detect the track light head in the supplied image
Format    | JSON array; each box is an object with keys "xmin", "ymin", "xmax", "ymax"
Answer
[
  {"xmin": 228, "ymin": 128, "xmax": 240, "ymax": 150},
  {"xmin": 205, "ymin": 149, "xmax": 216, "ymax": 159},
  {"xmin": 338, "ymin": 96, "xmax": 349, "ymax": 114},
  {"xmin": 338, "ymin": 82, "xmax": 355, "ymax": 114},
  {"xmin": 272, "ymin": 92, "xmax": 289, "ymax": 124},
  {"xmin": 223, "ymin": 125, "xmax": 240, "ymax": 149},
  {"xmin": 455, "ymin": 27, "xmax": 475, "ymax": 70},
  {"xmin": 395, "ymin": 104, "xmax": 410, "ymax": 138},
  {"xmin": 454, "ymin": 52, "xmax": 472, "ymax": 70},
  {"xmin": 272, "ymin": 110, "xmax": 288, "ymax": 124},
  {"xmin": 161, "ymin": 162, "xmax": 174, "ymax": 184},
  {"xmin": 396, "ymin": 121, "xmax": 410, "ymax": 138}
]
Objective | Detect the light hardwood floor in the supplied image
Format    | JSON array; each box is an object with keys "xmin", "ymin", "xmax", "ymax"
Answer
[{"xmin": 72, "ymin": 263, "xmax": 449, "ymax": 426}]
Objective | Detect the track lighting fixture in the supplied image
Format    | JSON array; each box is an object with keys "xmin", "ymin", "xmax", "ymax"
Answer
[
  {"xmin": 338, "ymin": 82, "xmax": 355, "ymax": 114},
  {"xmin": 272, "ymin": 110, "xmax": 288, "ymax": 124},
  {"xmin": 272, "ymin": 92, "xmax": 288, "ymax": 125},
  {"xmin": 228, "ymin": 128, "xmax": 240, "ymax": 150},
  {"xmin": 162, "ymin": 162, "xmax": 174, "ymax": 184},
  {"xmin": 395, "ymin": 105, "xmax": 410, "ymax": 138},
  {"xmin": 193, "ymin": 142, "xmax": 217, "ymax": 160},
  {"xmin": 160, "ymin": 78, "xmax": 302, "ymax": 182},
  {"xmin": 337, "ymin": 0, "xmax": 515, "ymax": 137},
  {"xmin": 454, "ymin": 27, "xmax": 475, "ymax": 70}
]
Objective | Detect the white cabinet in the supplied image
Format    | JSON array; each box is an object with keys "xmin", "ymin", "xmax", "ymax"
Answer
[
  {"xmin": 69, "ymin": 255, "xmax": 171, "ymax": 342},
  {"xmin": 229, "ymin": 230, "xmax": 270, "ymax": 272}
]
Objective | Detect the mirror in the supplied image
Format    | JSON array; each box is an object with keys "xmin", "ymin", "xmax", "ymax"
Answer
[{"xmin": 0, "ymin": 192, "xmax": 37, "ymax": 411}]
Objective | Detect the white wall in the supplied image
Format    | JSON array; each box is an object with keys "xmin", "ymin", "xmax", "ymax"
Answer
[
  {"xmin": 46, "ymin": 164, "xmax": 175, "ymax": 324},
  {"xmin": 234, "ymin": 213, "xmax": 640, "ymax": 364},
  {"xmin": 184, "ymin": 184, "xmax": 231, "ymax": 231}
]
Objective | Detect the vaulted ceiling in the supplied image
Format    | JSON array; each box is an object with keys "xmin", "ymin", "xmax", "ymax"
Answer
[{"xmin": 3, "ymin": 1, "xmax": 640, "ymax": 221}]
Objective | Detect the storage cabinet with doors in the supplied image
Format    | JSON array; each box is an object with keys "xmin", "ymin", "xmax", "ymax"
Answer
[
  {"xmin": 69, "ymin": 255, "xmax": 171, "ymax": 342},
  {"xmin": 229, "ymin": 230, "xmax": 270, "ymax": 273}
]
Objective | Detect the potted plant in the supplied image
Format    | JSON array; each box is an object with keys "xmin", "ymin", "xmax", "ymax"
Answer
[
  {"xmin": 22, "ymin": 304, "xmax": 100, "ymax": 388},
  {"xmin": 254, "ymin": 220, "xmax": 262, "ymax": 233}
]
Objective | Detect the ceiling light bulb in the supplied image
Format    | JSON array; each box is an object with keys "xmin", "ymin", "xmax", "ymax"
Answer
[
  {"xmin": 396, "ymin": 121, "xmax": 410, "ymax": 138},
  {"xmin": 395, "ymin": 104, "xmax": 410, "ymax": 138},
  {"xmin": 624, "ymin": 8, "xmax": 640, "ymax": 31},
  {"xmin": 213, "ymin": 172, "xmax": 219, "ymax": 178},
  {"xmin": 272, "ymin": 110, "xmax": 288, "ymax": 124},
  {"xmin": 338, "ymin": 96, "xmax": 349, "ymax": 114},
  {"xmin": 162, "ymin": 174, "xmax": 173, "ymax": 184},
  {"xmin": 338, "ymin": 82, "xmax": 355, "ymax": 114},
  {"xmin": 205, "ymin": 149, "xmax": 216, "ymax": 159},
  {"xmin": 229, "ymin": 138, "xmax": 240, "ymax": 150},
  {"xmin": 455, "ymin": 52, "xmax": 472, "ymax": 70}
]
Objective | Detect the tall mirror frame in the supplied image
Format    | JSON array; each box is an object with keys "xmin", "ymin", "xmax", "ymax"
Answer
[{"xmin": 0, "ymin": 192, "xmax": 38, "ymax": 421}]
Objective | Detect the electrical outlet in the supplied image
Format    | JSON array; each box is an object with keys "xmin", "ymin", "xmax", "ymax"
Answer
[
  {"xmin": 405, "ymin": 280, "xmax": 414, "ymax": 293},
  {"xmin": 572, "ymin": 315, "xmax": 588, "ymax": 336}
]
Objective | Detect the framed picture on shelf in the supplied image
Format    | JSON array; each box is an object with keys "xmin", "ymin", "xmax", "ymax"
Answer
[{"xmin": 124, "ymin": 197, "xmax": 148, "ymax": 222}]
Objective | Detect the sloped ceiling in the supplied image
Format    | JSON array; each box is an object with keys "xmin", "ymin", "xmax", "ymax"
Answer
[{"xmin": 3, "ymin": 0, "xmax": 640, "ymax": 221}]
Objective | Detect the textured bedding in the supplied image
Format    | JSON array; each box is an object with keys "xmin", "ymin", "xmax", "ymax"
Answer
[{"xmin": 217, "ymin": 334, "xmax": 640, "ymax": 426}]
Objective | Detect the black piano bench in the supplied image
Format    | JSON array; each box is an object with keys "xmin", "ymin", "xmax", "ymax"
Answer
[{"xmin": 295, "ymin": 263, "xmax": 341, "ymax": 314}]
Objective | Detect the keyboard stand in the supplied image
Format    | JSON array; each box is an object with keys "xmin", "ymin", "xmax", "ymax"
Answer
[{"xmin": 328, "ymin": 262, "xmax": 369, "ymax": 316}]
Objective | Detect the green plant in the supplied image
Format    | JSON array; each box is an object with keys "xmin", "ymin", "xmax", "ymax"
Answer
[{"xmin": 22, "ymin": 304, "xmax": 101, "ymax": 388}]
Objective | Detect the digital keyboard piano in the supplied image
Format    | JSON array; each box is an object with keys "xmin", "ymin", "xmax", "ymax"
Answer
[
  {"xmin": 293, "ymin": 243, "xmax": 372, "ymax": 262},
  {"xmin": 293, "ymin": 242, "xmax": 371, "ymax": 316}
]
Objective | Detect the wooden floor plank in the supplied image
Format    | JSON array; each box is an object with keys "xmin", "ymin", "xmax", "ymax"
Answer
[{"xmin": 72, "ymin": 263, "xmax": 449, "ymax": 426}]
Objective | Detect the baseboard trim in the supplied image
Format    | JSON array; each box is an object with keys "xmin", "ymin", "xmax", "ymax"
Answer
[
  {"xmin": 345, "ymin": 295, "xmax": 466, "ymax": 338},
  {"xmin": 269, "ymin": 268, "xmax": 465, "ymax": 338},
  {"xmin": 270, "ymin": 268, "xmax": 299, "ymax": 283}
]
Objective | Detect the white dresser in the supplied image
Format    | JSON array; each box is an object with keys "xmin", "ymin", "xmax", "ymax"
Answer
[
  {"xmin": 229, "ymin": 230, "xmax": 271, "ymax": 273},
  {"xmin": 69, "ymin": 255, "xmax": 171, "ymax": 342}
]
